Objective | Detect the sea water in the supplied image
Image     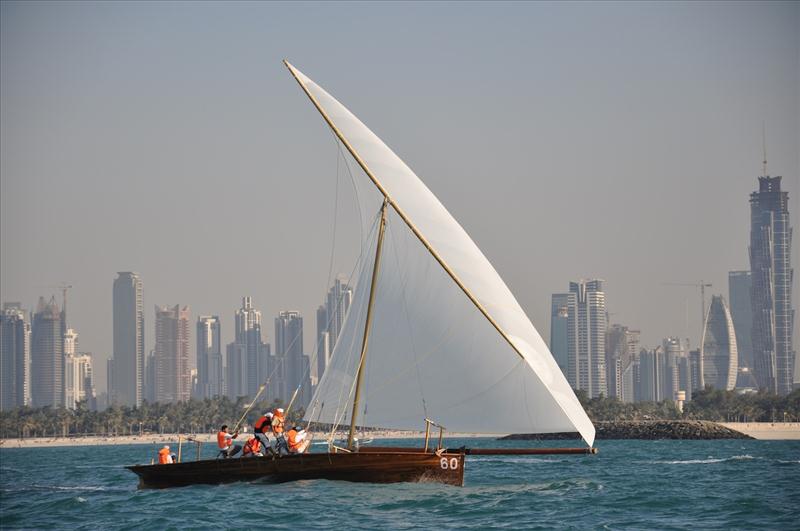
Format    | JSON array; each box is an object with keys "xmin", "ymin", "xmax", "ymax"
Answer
[{"xmin": 1, "ymin": 438, "xmax": 798, "ymax": 529}]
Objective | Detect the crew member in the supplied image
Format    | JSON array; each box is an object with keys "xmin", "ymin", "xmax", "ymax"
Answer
[
  {"xmin": 272, "ymin": 408, "xmax": 289, "ymax": 455},
  {"xmin": 271, "ymin": 408, "xmax": 285, "ymax": 435},
  {"xmin": 287, "ymin": 426, "xmax": 311, "ymax": 454},
  {"xmin": 217, "ymin": 424, "xmax": 241, "ymax": 458},
  {"xmin": 242, "ymin": 435, "xmax": 263, "ymax": 458},
  {"xmin": 253, "ymin": 411, "xmax": 274, "ymax": 453},
  {"xmin": 158, "ymin": 445, "xmax": 174, "ymax": 464}
]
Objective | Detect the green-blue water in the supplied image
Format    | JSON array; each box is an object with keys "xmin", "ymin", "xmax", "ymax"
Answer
[{"xmin": 1, "ymin": 438, "xmax": 798, "ymax": 529}]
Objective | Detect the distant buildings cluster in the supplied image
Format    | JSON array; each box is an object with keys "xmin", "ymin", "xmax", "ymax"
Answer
[
  {"xmin": 0, "ymin": 270, "xmax": 353, "ymax": 412},
  {"xmin": 549, "ymin": 172, "xmax": 795, "ymax": 405},
  {"xmin": 105, "ymin": 275, "xmax": 353, "ymax": 411},
  {"xmin": 0, "ymin": 169, "xmax": 794, "ymax": 413},
  {"xmin": 0, "ymin": 297, "xmax": 96, "ymax": 411}
]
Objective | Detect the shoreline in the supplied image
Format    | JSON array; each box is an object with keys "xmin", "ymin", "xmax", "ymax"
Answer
[
  {"xmin": 3, "ymin": 421, "xmax": 798, "ymax": 448},
  {"xmin": 0, "ymin": 431, "xmax": 496, "ymax": 449}
]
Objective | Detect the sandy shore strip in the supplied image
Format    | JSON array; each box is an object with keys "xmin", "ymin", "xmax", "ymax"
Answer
[{"xmin": 0, "ymin": 431, "xmax": 496, "ymax": 449}]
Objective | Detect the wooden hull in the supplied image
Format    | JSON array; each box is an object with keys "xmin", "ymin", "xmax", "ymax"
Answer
[{"xmin": 127, "ymin": 448, "xmax": 465, "ymax": 489}]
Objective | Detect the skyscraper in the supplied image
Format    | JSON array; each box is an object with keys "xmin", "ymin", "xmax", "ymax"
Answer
[
  {"xmin": 749, "ymin": 175, "xmax": 794, "ymax": 394},
  {"xmin": 566, "ymin": 279, "xmax": 607, "ymax": 397},
  {"xmin": 549, "ymin": 294, "xmax": 569, "ymax": 376},
  {"xmin": 316, "ymin": 278, "xmax": 353, "ymax": 381},
  {"xmin": 0, "ymin": 303, "xmax": 30, "ymax": 410},
  {"xmin": 197, "ymin": 316, "xmax": 222, "ymax": 399},
  {"xmin": 315, "ymin": 305, "xmax": 330, "ymax": 384},
  {"xmin": 225, "ymin": 342, "xmax": 248, "ymax": 400},
  {"xmin": 234, "ymin": 297, "xmax": 269, "ymax": 398},
  {"xmin": 275, "ymin": 311, "xmax": 311, "ymax": 407},
  {"xmin": 63, "ymin": 328, "xmax": 79, "ymax": 408},
  {"xmin": 65, "ymin": 347, "xmax": 95, "ymax": 410},
  {"xmin": 606, "ymin": 324, "xmax": 640, "ymax": 402},
  {"xmin": 728, "ymin": 271, "xmax": 753, "ymax": 371},
  {"xmin": 662, "ymin": 337, "xmax": 683, "ymax": 401},
  {"xmin": 112, "ymin": 272, "xmax": 144, "ymax": 407},
  {"xmin": 31, "ymin": 296, "xmax": 63, "ymax": 407},
  {"xmin": 689, "ymin": 349, "xmax": 703, "ymax": 394},
  {"xmin": 154, "ymin": 305, "xmax": 191, "ymax": 403},
  {"xmin": 701, "ymin": 295, "xmax": 738, "ymax": 391},
  {"xmin": 637, "ymin": 347, "xmax": 661, "ymax": 402}
]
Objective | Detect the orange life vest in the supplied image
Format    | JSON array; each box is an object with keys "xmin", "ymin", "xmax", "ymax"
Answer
[
  {"xmin": 243, "ymin": 436, "xmax": 261, "ymax": 455},
  {"xmin": 272, "ymin": 411, "xmax": 285, "ymax": 434},
  {"xmin": 158, "ymin": 448, "xmax": 172, "ymax": 464},
  {"xmin": 287, "ymin": 429, "xmax": 303, "ymax": 452},
  {"xmin": 254, "ymin": 416, "xmax": 270, "ymax": 433},
  {"xmin": 217, "ymin": 431, "xmax": 230, "ymax": 450}
]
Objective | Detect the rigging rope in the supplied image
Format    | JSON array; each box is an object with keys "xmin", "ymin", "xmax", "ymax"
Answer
[
  {"xmin": 326, "ymin": 209, "xmax": 383, "ymax": 443},
  {"xmin": 388, "ymin": 214, "xmax": 428, "ymax": 418}
]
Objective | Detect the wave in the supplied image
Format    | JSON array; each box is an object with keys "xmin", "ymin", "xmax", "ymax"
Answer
[
  {"xmin": 469, "ymin": 456, "xmax": 560, "ymax": 464},
  {"xmin": 653, "ymin": 454, "xmax": 756, "ymax": 465}
]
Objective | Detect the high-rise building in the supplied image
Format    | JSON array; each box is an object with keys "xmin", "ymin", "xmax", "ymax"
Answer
[
  {"xmin": 275, "ymin": 311, "xmax": 311, "ymax": 407},
  {"xmin": 606, "ymin": 324, "xmax": 640, "ymax": 402},
  {"xmin": 688, "ymin": 349, "xmax": 703, "ymax": 394},
  {"xmin": 112, "ymin": 272, "xmax": 144, "ymax": 407},
  {"xmin": 31, "ymin": 296, "xmax": 63, "ymax": 407},
  {"xmin": 154, "ymin": 305, "xmax": 191, "ymax": 403},
  {"xmin": 315, "ymin": 305, "xmax": 330, "ymax": 384},
  {"xmin": 65, "ymin": 348, "xmax": 95, "ymax": 410},
  {"xmin": 233, "ymin": 297, "xmax": 270, "ymax": 398},
  {"xmin": 662, "ymin": 337, "xmax": 683, "ymax": 401},
  {"xmin": 701, "ymin": 295, "xmax": 738, "ymax": 391},
  {"xmin": 196, "ymin": 316, "xmax": 223, "ymax": 399},
  {"xmin": 225, "ymin": 342, "xmax": 248, "ymax": 400},
  {"xmin": 566, "ymin": 279, "xmax": 607, "ymax": 397},
  {"xmin": 316, "ymin": 278, "xmax": 353, "ymax": 382},
  {"xmin": 144, "ymin": 350, "xmax": 156, "ymax": 403},
  {"xmin": 728, "ymin": 271, "xmax": 753, "ymax": 371},
  {"xmin": 63, "ymin": 328, "xmax": 79, "ymax": 408},
  {"xmin": 749, "ymin": 174, "xmax": 794, "ymax": 395},
  {"xmin": 677, "ymin": 355, "xmax": 693, "ymax": 401},
  {"xmin": 0, "ymin": 303, "xmax": 30, "ymax": 410},
  {"xmin": 549, "ymin": 294, "xmax": 569, "ymax": 376},
  {"xmin": 637, "ymin": 348, "xmax": 661, "ymax": 402}
]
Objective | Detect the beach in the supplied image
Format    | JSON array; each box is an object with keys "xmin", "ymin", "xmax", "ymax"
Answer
[{"xmin": 0, "ymin": 430, "xmax": 495, "ymax": 449}]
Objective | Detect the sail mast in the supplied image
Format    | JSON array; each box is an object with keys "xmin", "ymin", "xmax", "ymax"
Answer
[{"xmin": 347, "ymin": 200, "xmax": 389, "ymax": 450}]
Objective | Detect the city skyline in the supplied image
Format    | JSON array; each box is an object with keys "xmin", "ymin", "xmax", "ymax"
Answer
[{"xmin": 1, "ymin": 2, "xmax": 798, "ymax": 395}]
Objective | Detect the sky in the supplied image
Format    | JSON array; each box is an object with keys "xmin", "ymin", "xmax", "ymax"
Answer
[{"xmin": 1, "ymin": 1, "xmax": 798, "ymax": 393}]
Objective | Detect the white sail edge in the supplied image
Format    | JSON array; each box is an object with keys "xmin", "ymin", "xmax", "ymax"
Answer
[{"xmin": 285, "ymin": 60, "xmax": 595, "ymax": 447}]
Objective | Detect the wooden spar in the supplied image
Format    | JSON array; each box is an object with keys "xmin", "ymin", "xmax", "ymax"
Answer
[
  {"xmin": 347, "ymin": 200, "xmax": 389, "ymax": 450},
  {"xmin": 452, "ymin": 447, "xmax": 598, "ymax": 456},
  {"xmin": 282, "ymin": 60, "xmax": 525, "ymax": 363}
]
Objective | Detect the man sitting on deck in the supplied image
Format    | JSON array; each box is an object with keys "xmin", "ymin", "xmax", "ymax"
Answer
[
  {"xmin": 241, "ymin": 435, "xmax": 264, "ymax": 457},
  {"xmin": 286, "ymin": 426, "xmax": 311, "ymax": 454},
  {"xmin": 158, "ymin": 445, "xmax": 175, "ymax": 464},
  {"xmin": 217, "ymin": 425, "xmax": 241, "ymax": 458}
]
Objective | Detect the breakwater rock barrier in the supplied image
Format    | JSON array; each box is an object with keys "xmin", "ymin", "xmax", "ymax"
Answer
[{"xmin": 500, "ymin": 420, "xmax": 753, "ymax": 440}]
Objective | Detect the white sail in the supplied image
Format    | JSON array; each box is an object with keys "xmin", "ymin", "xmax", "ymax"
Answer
[{"xmin": 289, "ymin": 62, "xmax": 595, "ymax": 446}]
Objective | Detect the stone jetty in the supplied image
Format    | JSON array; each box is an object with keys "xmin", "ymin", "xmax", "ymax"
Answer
[{"xmin": 500, "ymin": 420, "xmax": 753, "ymax": 440}]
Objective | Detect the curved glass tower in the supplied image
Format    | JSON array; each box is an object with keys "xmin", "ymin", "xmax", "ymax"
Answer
[{"xmin": 701, "ymin": 295, "xmax": 739, "ymax": 391}]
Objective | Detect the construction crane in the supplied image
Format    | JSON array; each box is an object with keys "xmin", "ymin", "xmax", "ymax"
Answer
[
  {"xmin": 662, "ymin": 280, "xmax": 712, "ymax": 338},
  {"xmin": 46, "ymin": 283, "xmax": 73, "ymax": 318}
]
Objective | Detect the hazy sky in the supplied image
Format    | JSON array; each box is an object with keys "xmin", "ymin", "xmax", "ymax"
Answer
[{"xmin": 2, "ymin": 1, "xmax": 798, "ymax": 393}]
